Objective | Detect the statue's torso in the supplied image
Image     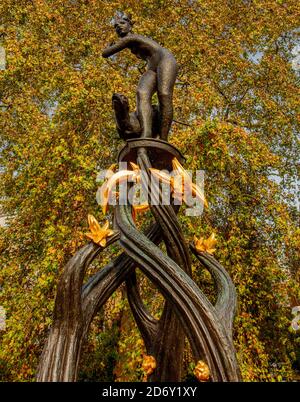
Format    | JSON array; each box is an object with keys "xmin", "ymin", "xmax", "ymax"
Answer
[{"xmin": 127, "ymin": 34, "xmax": 175, "ymax": 71}]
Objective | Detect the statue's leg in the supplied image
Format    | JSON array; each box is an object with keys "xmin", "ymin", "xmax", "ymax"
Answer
[
  {"xmin": 137, "ymin": 70, "xmax": 157, "ymax": 138},
  {"xmin": 157, "ymin": 55, "xmax": 178, "ymax": 141}
]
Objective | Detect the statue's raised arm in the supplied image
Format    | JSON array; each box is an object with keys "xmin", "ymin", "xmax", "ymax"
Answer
[
  {"xmin": 102, "ymin": 36, "xmax": 133, "ymax": 58},
  {"xmin": 102, "ymin": 13, "xmax": 178, "ymax": 141}
]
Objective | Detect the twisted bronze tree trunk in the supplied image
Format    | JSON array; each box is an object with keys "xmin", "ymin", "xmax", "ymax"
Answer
[
  {"xmin": 37, "ymin": 142, "xmax": 241, "ymax": 382},
  {"xmin": 115, "ymin": 204, "xmax": 240, "ymax": 381}
]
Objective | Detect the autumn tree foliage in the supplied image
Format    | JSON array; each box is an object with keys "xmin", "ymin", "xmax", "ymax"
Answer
[{"xmin": 0, "ymin": 0, "xmax": 299, "ymax": 381}]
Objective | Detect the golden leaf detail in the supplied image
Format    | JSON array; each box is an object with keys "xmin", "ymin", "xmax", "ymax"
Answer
[
  {"xmin": 149, "ymin": 168, "xmax": 172, "ymax": 185},
  {"xmin": 194, "ymin": 360, "xmax": 210, "ymax": 382},
  {"xmin": 191, "ymin": 182, "xmax": 208, "ymax": 208},
  {"xmin": 173, "ymin": 158, "xmax": 208, "ymax": 207},
  {"xmin": 129, "ymin": 161, "xmax": 140, "ymax": 172},
  {"xmin": 86, "ymin": 215, "xmax": 114, "ymax": 247},
  {"xmin": 194, "ymin": 232, "xmax": 217, "ymax": 254},
  {"xmin": 142, "ymin": 355, "xmax": 156, "ymax": 381},
  {"xmin": 100, "ymin": 167, "xmax": 140, "ymax": 215}
]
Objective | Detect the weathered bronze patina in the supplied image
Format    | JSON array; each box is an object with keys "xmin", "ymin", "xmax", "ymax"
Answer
[
  {"xmin": 37, "ymin": 14, "xmax": 241, "ymax": 383},
  {"xmin": 103, "ymin": 13, "xmax": 178, "ymax": 141}
]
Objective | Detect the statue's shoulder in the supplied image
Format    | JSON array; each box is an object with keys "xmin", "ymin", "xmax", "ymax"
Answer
[
  {"xmin": 125, "ymin": 33, "xmax": 143, "ymax": 41},
  {"xmin": 128, "ymin": 33, "xmax": 153, "ymax": 43},
  {"xmin": 130, "ymin": 33, "xmax": 160, "ymax": 50}
]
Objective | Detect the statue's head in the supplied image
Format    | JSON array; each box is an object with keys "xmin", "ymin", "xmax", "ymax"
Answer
[{"xmin": 114, "ymin": 12, "xmax": 133, "ymax": 37}]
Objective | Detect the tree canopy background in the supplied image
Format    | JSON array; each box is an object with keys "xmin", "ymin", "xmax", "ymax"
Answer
[{"xmin": 0, "ymin": 0, "xmax": 299, "ymax": 381}]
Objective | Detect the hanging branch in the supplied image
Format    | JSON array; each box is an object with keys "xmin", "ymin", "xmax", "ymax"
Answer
[
  {"xmin": 190, "ymin": 245, "xmax": 237, "ymax": 337},
  {"xmin": 126, "ymin": 271, "xmax": 159, "ymax": 351}
]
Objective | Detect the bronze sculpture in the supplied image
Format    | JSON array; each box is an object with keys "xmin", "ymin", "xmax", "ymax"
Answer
[
  {"xmin": 102, "ymin": 13, "xmax": 178, "ymax": 141},
  {"xmin": 37, "ymin": 14, "xmax": 241, "ymax": 383}
]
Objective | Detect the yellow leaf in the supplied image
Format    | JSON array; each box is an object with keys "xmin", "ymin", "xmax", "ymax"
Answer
[
  {"xmin": 86, "ymin": 215, "xmax": 115, "ymax": 247},
  {"xmin": 194, "ymin": 360, "xmax": 210, "ymax": 382},
  {"xmin": 194, "ymin": 232, "xmax": 217, "ymax": 254}
]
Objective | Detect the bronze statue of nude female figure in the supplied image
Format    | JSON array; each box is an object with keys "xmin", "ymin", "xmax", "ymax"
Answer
[{"xmin": 102, "ymin": 14, "xmax": 178, "ymax": 141}]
